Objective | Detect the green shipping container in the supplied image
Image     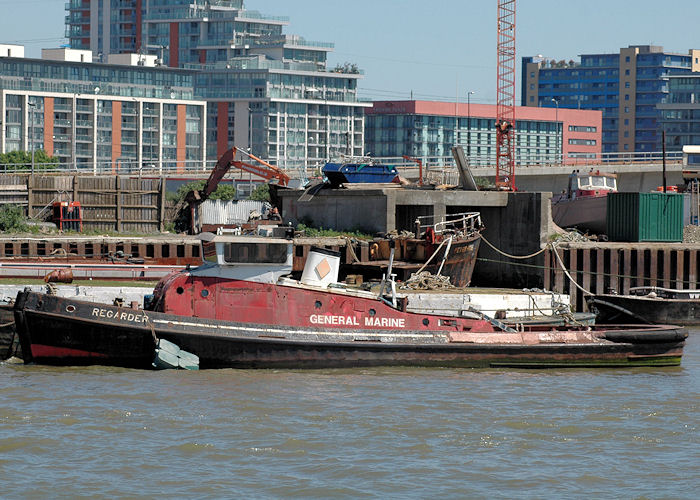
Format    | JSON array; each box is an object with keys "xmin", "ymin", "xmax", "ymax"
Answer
[{"xmin": 606, "ymin": 192, "xmax": 684, "ymax": 242}]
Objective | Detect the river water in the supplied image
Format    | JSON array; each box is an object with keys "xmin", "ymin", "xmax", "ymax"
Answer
[{"xmin": 1, "ymin": 332, "xmax": 698, "ymax": 499}]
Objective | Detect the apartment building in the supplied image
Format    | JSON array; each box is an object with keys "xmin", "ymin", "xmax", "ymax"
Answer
[
  {"xmin": 66, "ymin": 0, "xmax": 368, "ymax": 169},
  {"xmin": 365, "ymin": 101, "xmax": 601, "ymax": 166},
  {"xmin": 0, "ymin": 45, "xmax": 205, "ymax": 172},
  {"xmin": 522, "ymin": 45, "xmax": 700, "ymax": 154}
]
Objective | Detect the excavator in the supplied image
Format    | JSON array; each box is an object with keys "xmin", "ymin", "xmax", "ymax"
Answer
[{"xmin": 182, "ymin": 147, "xmax": 292, "ymax": 234}]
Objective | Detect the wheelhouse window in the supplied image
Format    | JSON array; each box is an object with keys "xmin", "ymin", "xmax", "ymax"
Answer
[
  {"xmin": 223, "ymin": 243, "xmax": 288, "ymax": 264},
  {"xmin": 591, "ymin": 177, "xmax": 605, "ymax": 187}
]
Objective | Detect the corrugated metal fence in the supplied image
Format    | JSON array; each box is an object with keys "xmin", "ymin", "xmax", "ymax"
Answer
[
  {"xmin": 198, "ymin": 199, "xmax": 267, "ymax": 226},
  {"xmin": 1, "ymin": 174, "xmax": 166, "ymax": 233}
]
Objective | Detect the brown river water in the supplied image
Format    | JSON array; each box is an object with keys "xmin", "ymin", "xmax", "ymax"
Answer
[{"xmin": 1, "ymin": 331, "xmax": 698, "ymax": 499}]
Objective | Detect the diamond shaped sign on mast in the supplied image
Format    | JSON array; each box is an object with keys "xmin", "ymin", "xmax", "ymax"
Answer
[{"xmin": 496, "ymin": 0, "xmax": 516, "ymax": 191}]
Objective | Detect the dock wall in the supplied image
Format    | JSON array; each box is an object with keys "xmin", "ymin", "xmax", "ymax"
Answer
[
  {"xmin": 279, "ymin": 188, "xmax": 553, "ymax": 289},
  {"xmin": 544, "ymin": 243, "xmax": 700, "ymax": 312}
]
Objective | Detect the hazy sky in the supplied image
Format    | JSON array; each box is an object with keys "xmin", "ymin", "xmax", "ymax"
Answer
[{"xmin": 3, "ymin": 0, "xmax": 699, "ymax": 105}]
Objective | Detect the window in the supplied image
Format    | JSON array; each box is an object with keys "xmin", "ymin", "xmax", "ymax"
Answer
[
  {"xmin": 568, "ymin": 125, "xmax": 597, "ymax": 132},
  {"xmin": 568, "ymin": 138, "xmax": 597, "ymax": 146},
  {"xmin": 625, "ymin": 56, "xmax": 631, "ymax": 63},
  {"xmin": 625, "ymin": 94, "xmax": 630, "ymax": 101},
  {"xmin": 624, "ymin": 119, "xmax": 629, "ymax": 125},
  {"xmin": 625, "ymin": 69, "xmax": 630, "ymax": 75},
  {"xmin": 223, "ymin": 243, "xmax": 289, "ymax": 264},
  {"xmin": 625, "ymin": 82, "xmax": 630, "ymax": 88},
  {"xmin": 624, "ymin": 107, "xmax": 630, "ymax": 113}
]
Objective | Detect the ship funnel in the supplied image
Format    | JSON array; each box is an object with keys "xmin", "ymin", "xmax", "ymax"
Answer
[{"xmin": 301, "ymin": 247, "xmax": 340, "ymax": 288}]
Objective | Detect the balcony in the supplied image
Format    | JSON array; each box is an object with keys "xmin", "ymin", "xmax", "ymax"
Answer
[{"xmin": 65, "ymin": 0, "xmax": 90, "ymax": 11}]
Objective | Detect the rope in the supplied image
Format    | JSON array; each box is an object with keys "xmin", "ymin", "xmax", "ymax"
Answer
[
  {"xmin": 344, "ymin": 237, "xmax": 361, "ymax": 264},
  {"xmin": 550, "ymin": 243, "xmax": 593, "ymax": 296},
  {"xmin": 480, "ymin": 233, "xmax": 548, "ymax": 260},
  {"xmin": 478, "ymin": 234, "xmax": 593, "ymax": 296},
  {"xmin": 400, "ymin": 271, "xmax": 455, "ymax": 290},
  {"xmin": 142, "ymin": 311, "xmax": 158, "ymax": 345},
  {"xmin": 414, "ymin": 237, "xmax": 449, "ymax": 275}
]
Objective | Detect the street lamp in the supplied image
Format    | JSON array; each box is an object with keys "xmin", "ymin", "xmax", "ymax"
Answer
[
  {"xmin": 551, "ymin": 98, "xmax": 559, "ymax": 164},
  {"xmin": 28, "ymin": 100, "xmax": 36, "ymax": 174},
  {"xmin": 467, "ymin": 91, "xmax": 475, "ymax": 159}
]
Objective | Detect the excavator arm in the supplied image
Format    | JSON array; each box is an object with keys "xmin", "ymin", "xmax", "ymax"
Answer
[
  {"xmin": 186, "ymin": 147, "xmax": 291, "ymax": 206},
  {"xmin": 402, "ymin": 155, "xmax": 424, "ymax": 186},
  {"xmin": 182, "ymin": 147, "xmax": 291, "ymax": 234}
]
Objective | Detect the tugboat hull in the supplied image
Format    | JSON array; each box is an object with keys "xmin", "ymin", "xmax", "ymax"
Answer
[{"xmin": 14, "ymin": 291, "xmax": 686, "ymax": 369}]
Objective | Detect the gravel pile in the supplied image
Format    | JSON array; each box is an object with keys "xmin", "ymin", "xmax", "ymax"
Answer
[{"xmin": 683, "ymin": 225, "xmax": 700, "ymax": 244}]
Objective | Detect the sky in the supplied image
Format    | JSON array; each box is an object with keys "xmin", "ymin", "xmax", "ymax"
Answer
[{"xmin": 3, "ymin": 0, "xmax": 700, "ymax": 105}]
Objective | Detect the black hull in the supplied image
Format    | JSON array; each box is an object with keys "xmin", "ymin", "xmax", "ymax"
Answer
[
  {"xmin": 0, "ymin": 304, "xmax": 21, "ymax": 360},
  {"xmin": 587, "ymin": 295, "xmax": 700, "ymax": 326},
  {"xmin": 14, "ymin": 291, "xmax": 686, "ymax": 369}
]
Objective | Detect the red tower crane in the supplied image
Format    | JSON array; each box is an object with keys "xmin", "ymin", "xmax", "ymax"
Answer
[{"xmin": 496, "ymin": 0, "xmax": 516, "ymax": 191}]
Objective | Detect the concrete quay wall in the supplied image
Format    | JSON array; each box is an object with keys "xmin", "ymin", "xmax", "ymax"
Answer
[
  {"xmin": 279, "ymin": 188, "xmax": 554, "ymax": 289},
  {"xmin": 470, "ymin": 163, "xmax": 685, "ymax": 194}
]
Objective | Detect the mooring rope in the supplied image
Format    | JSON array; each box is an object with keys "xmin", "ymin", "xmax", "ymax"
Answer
[
  {"xmin": 479, "ymin": 233, "xmax": 548, "ymax": 260},
  {"xmin": 479, "ymin": 233, "xmax": 593, "ymax": 296},
  {"xmin": 549, "ymin": 243, "xmax": 593, "ymax": 296}
]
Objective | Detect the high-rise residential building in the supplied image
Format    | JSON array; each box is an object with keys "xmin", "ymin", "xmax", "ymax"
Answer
[
  {"xmin": 66, "ymin": 0, "xmax": 368, "ymax": 169},
  {"xmin": 0, "ymin": 46, "xmax": 206, "ymax": 172},
  {"xmin": 659, "ymin": 75, "xmax": 700, "ymax": 150},
  {"xmin": 365, "ymin": 101, "xmax": 601, "ymax": 166},
  {"xmin": 522, "ymin": 45, "xmax": 700, "ymax": 154}
]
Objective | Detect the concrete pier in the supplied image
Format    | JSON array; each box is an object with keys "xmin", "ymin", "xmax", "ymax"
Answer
[{"xmin": 279, "ymin": 188, "xmax": 553, "ymax": 289}]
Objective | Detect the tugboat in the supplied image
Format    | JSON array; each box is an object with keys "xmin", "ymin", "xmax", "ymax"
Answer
[
  {"xmin": 552, "ymin": 170, "xmax": 618, "ymax": 234},
  {"xmin": 13, "ymin": 232, "xmax": 687, "ymax": 369}
]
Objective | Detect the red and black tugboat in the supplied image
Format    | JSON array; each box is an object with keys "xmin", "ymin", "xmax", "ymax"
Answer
[{"xmin": 13, "ymin": 232, "xmax": 687, "ymax": 370}]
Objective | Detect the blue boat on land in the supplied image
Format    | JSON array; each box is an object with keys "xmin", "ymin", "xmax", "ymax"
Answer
[{"xmin": 322, "ymin": 162, "xmax": 399, "ymax": 187}]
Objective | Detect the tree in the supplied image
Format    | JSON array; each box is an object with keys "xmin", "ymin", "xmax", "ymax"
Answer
[
  {"xmin": 0, "ymin": 205, "xmax": 28, "ymax": 232},
  {"xmin": 332, "ymin": 62, "xmax": 360, "ymax": 74},
  {"xmin": 209, "ymin": 184, "xmax": 236, "ymax": 201},
  {"xmin": 249, "ymin": 183, "xmax": 270, "ymax": 202},
  {"xmin": 168, "ymin": 180, "xmax": 236, "ymax": 203},
  {"xmin": 0, "ymin": 150, "xmax": 59, "ymax": 171}
]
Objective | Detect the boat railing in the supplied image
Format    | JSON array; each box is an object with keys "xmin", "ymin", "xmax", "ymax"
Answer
[{"xmin": 415, "ymin": 211, "xmax": 482, "ymax": 237}]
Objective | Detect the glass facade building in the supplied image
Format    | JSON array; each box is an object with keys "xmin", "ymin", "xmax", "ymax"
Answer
[
  {"xmin": 659, "ymin": 75, "xmax": 700, "ymax": 150},
  {"xmin": 0, "ymin": 51, "xmax": 205, "ymax": 172},
  {"xmin": 66, "ymin": 0, "xmax": 368, "ymax": 169},
  {"xmin": 366, "ymin": 101, "xmax": 601, "ymax": 166},
  {"xmin": 522, "ymin": 46, "xmax": 700, "ymax": 154}
]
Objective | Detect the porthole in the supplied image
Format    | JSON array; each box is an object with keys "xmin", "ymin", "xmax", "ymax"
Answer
[
  {"xmin": 176, "ymin": 287, "xmax": 184, "ymax": 295},
  {"xmin": 315, "ymin": 300, "xmax": 322, "ymax": 309},
  {"xmin": 422, "ymin": 318, "xmax": 430, "ymax": 326},
  {"xmin": 369, "ymin": 309, "xmax": 376, "ymax": 317},
  {"xmin": 66, "ymin": 305, "xmax": 76, "ymax": 313},
  {"xmin": 201, "ymin": 289, "xmax": 209, "ymax": 298}
]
